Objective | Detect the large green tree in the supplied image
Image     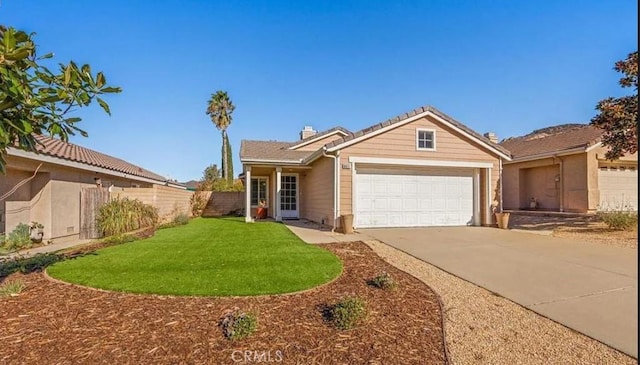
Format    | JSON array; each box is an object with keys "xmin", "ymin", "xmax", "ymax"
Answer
[
  {"xmin": 0, "ymin": 26, "xmax": 121, "ymax": 172},
  {"xmin": 206, "ymin": 90, "xmax": 235, "ymax": 183},
  {"xmin": 590, "ymin": 51, "xmax": 638, "ymax": 160}
]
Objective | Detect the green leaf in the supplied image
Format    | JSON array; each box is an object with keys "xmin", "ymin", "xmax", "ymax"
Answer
[
  {"xmin": 64, "ymin": 65, "xmax": 71, "ymax": 85},
  {"xmin": 3, "ymin": 28, "xmax": 15, "ymax": 50},
  {"xmin": 96, "ymin": 72, "xmax": 105, "ymax": 88},
  {"xmin": 96, "ymin": 97, "xmax": 111, "ymax": 115},
  {"xmin": 81, "ymin": 64, "xmax": 91, "ymax": 76},
  {"xmin": 101, "ymin": 86, "xmax": 122, "ymax": 93},
  {"xmin": 37, "ymin": 52, "xmax": 54, "ymax": 60}
]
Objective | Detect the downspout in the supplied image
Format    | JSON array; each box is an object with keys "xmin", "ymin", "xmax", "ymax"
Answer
[
  {"xmin": 322, "ymin": 147, "xmax": 339, "ymax": 232},
  {"xmin": 499, "ymin": 158, "xmax": 503, "ymax": 213},
  {"xmin": 557, "ymin": 156, "xmax": 564, "ymax": 212}
]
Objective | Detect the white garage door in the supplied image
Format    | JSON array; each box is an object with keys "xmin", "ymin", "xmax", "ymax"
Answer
[
  {"xmin": 355, "ymin": 166, "xmax": 475, "ymax": 228},
  {"xmin": 598, "ymin": 167, "xmax": 638, "ymax": 211}
]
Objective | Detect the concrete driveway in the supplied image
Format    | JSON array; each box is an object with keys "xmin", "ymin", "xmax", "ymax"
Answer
[{"xmin": 364, "ymin": 227, "xmax": 638, "ymax": 357}]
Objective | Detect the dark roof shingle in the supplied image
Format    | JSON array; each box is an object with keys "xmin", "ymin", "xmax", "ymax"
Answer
[
  {"xmin": 240, "ymin": 140, "xmax": 314, "ymax": 162},
  {"xmin": 500, "ymin": 124, "xmax": 602, "ymax": 159}
]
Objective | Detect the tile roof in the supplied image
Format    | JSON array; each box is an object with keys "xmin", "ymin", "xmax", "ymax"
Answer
[
  {"xmin": 14, "ymin": 134, "xmax": 170, "ymax": 183},
  {"xmin": 500, "ymin": 124, "xmax": 602, "ymax": 159},
  {"xmin": 240, "ymin": 140, "xmax": 315, "ymax": 162},
  {"xmin": 323, "ymin": 105, "xmax": 511, "ymax": 157}
]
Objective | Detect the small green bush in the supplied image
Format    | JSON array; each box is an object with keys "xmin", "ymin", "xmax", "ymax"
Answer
[
  {"xmin": 173, "ymin": 212, "xmax": 189, "ymax": 225},
  {"xmin": 219, "ymin": 309, "xmax": 258, "ymax": 340},
  {"xmin": 0, "ymin": 253, "xmax": 62, "ymax": 278},
  {"xmin": 0, "ymin": 278, "xmax": 25, "ymax": 296},
  {"xmin": 98, "ymin": 197, "xmax": 159, "ymax": 236},
  {"xmin": 368, "ymin": 272, "xmax": 397, "ymax": 290},
  {"xmin": 330, "ymin": 296, "xmax": 367, "ymax": 330},
  {"xmin": 102, "ymin": 234, "xmax": 138, "ymax": 245},
  {"xmin": 598, "ymin": 211, "xmax": 638, "ymax": 231},
  {"xmin": 3, "ymin": 223, "xmax": 32, "ymax": 251}
]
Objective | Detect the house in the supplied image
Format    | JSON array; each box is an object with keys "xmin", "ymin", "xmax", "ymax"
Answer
[
  {"xmin": 0, "ymin": 134, "xmax": 187, "ymax": 242},
  {"xmin": 240, "ymin": 105, "xmax": 511, "ymax": 229},
  {"xmin": 500, "ymin": 124, "xmax": 638, "ymax": 212}
]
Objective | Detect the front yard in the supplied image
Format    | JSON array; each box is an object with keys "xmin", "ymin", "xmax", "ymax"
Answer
[
  {"xmin": 1, "ymin": 241, "xmax": 446, "ymax": 364},
  {"xmin": 47, "ymin": 218, "xmax": 342, "ymax": 296}
]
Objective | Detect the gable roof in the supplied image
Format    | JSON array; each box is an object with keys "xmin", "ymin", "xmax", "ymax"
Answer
[
  {"xmin": 323, "ymin": 105, "xmax": 511, "ymax": 159},
  {"xmin": 500, "ymin": 124, "xmax": 602, "ymax": 160},
  {"xmin": 8, "ymin": 134, "xmax": 177, "ymax": 185},
  {"xmin": 288, "ymin": 127, "xmax": 352, "ymax": 150},
  {"xmin": 240, "ymin": 140, "xmax": 315, "ymax": 163},
  {"xmin": 241, "ymin": 105, "xmax": 512, "ymax": 165}
]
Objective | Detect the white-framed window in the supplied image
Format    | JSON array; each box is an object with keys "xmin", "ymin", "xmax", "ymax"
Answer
[
  {"xmin": 416, "ymin": 128, "xmax": 436, "ymax": 151},
  {"xmin": 250, "ymin": 177, "xmax": 268, "ymax": 207}
]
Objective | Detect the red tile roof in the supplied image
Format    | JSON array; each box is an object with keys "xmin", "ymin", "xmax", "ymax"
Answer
[
  {"xmin": 14, "ymin": 134, "xmax": 170, "ymax": 183},
  {"xmin": 500, "ymin": 124, "xmax": 602, "ymax": 159}
]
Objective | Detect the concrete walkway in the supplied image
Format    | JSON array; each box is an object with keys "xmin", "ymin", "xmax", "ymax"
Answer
[
  {"xmin": 283, "ymin": 219, "xmax": 367, "ymax": 243},
  {"xmin": 363, "ymin": 227, "xmax": 638, "ymax": 358},
  {"xmin": 2, "ymin": 238, "xmax": 93, "ymax": 260}
]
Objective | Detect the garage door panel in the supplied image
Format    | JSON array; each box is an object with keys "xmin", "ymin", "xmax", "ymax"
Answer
[
  {"xmin": 355, "ymin": 166, "xmax": 475, "ymax": 228},
  {"xmin": 598, "ymin": 168, "xmax": 638, "ymax": 211}
]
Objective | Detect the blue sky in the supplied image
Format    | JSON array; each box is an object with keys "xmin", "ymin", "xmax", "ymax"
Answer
[{"xmin": 1, "ymin": 1, "xmax": 637, "ymax": 182}]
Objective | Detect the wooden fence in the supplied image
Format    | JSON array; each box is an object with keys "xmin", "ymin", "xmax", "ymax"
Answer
[{"xmin": 79, "ymin": 187, "xmax": 109, "ymax": 239}]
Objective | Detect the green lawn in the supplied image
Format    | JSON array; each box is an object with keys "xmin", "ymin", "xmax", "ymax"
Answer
[{"xmin": 47, "ymin": 218, "xmax": 342, "ymax": 296}]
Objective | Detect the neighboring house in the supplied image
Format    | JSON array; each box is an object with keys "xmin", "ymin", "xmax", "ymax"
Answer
[
  {"xmin": 500, "ymin": 124, "xmax": 638, "ymax": 213},
  {"xmin": 0, "ymin": 134, "xmax": 185, "ymax": 242},
  {"xmin": 240, "ymin": 106, "xmax": 511, "ymax": 229}
]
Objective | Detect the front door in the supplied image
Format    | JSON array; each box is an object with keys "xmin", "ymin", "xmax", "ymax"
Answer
[{"xmin": 280, "ymin": 174, "xmax": 299, "ymax": 219}]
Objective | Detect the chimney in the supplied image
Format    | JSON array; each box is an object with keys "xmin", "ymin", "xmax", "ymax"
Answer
[
  {"xmin": 300, "ymin": 125, "xmax": 317, "ymax": 140},
  {"xmin": 484, "ymin": 132, "xmax": 498, "ymax": 144}
]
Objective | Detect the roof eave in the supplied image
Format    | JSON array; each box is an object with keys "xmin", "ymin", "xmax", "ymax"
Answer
[
  {"xmin": 7, "ymin": 148, "xmax": 171, "ymax": 186},
  {"xmin": 504, "ymin": 146, "xmax": 589, "ymax": 164}
]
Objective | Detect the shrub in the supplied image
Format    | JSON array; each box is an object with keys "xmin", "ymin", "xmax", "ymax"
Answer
[
  {"xmin": 368, "ymin": 272, "xmax": 397, "ymax": 290},
  {"xmin": 190, "ymin": 191, "xmax": 208, "ymax": 217},
  {"xmin": 329, "ymin": 296, "xmax": 367, "ymax": 330},
  {"xmin": 219, "ymin": 308, "xmax": 257, "ymax": 340},
  {"xmin": 0, "ymin": 278, "xmax": 25, "ymax": 297},
  {"xmin": 98, "ymin": 197, "xmax": 158, "ymax": 236},
  {"xmin": 3, "ymin": 223, "xmax": 32, "ymax": 251},
  {"xmin": 102, "ymin": 234, "xmax": 138, "ymax": 245},
  {"xmin": 597, "ymin": 211, "xmax": 638, "ymax": 231},
  {"xmin": 0, "ymin": 253, "xmax": 62, "ymax": 278},
  {"xmin": 173, "ymin": 212, "xmax": 189, "ymax": 225}
]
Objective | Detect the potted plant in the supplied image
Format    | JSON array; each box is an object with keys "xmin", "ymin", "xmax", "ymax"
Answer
[
  {"xmin": 29, "ymin": 222, "xmax": 44, "ymax": 243},
  {"xmin": 256, "ymin": 200, "xmax": 268, "ymax": 219},
  {"xmin": 492, "ymin": 204, "xmax": 510, "ymax": 229}
]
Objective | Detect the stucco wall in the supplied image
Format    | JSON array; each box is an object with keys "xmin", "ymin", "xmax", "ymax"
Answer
[
  {"xmin": 0, "ymin": 155, "xmax": 171, "ymax": 241},
  {"xmin": 337, "ymin": 115, "xmax": 501, "ymax": 226}
]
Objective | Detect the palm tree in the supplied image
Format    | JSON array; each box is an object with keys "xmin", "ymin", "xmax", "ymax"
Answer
[{"xmin": 206, "ymin": 91, "xmax": 235, "ymax": 182}]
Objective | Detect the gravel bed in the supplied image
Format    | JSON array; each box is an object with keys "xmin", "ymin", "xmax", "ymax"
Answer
[{"xmin": 364, "ymin": 239, "xmax": 636, "ymax": 365}]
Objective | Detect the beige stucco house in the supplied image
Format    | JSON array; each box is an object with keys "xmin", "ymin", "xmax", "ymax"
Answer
[
  {"xmin": 0, "ymin": 134, "xmax": 186, "ymax": 242},
  {"xmin": 240, "ymin": 105, "xmax": 511, "ymax": 230},
  {"xmin": 500, "ymin": 124, "xmax": 638, "ymax": 213}
]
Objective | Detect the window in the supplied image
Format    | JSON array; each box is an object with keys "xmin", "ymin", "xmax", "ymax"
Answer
[
  {"xmin": 250, "ymin": 177, "xmax": 268, "ymax": 207},
  {"xmin": 416, "ymin": 129, "xmax": 436, "ymax": 150}
]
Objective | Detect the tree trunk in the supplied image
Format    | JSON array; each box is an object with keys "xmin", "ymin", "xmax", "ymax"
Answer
[{"xmin": 221, "ymin": 130, "xmax": 228, "ymax": 181}]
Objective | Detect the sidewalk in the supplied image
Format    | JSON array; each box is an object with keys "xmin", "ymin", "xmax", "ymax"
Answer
[
  {"xmin": 1, "ymin": 238, "xmax": 94, "ymax": 260},
  {"xmin": 283, "ymin": 219, "xmax": 368, "ymax": 244}
]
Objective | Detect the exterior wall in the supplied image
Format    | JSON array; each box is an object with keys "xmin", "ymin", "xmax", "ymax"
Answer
[
  {"xmin": 292, "ymin": 134, "xmax": 345, "ymax": 151},
  {"xmin": 300, "ymin": 156, "xmax": 335, "ymax": 225},
  {"xmin": 503, "ymin": 148, "xmax": 638, "ymax": 213},
  {"xmin": 522, "ymin": 164, "xmax": 561, "ymax": 210},
  {"xmin": 112, "ymin": 185, "xmax": 193, "ymax": 222},
  {"xmin": 1, "ymin": 169, "xmax": 32, "ymax": 234},
  {"xmin": 1, "ymin": 155, "xmax": 172, "ymax": 241},
  {"xmin": 337, "ymin": 115, "xmax": 501, "ymax": 226}
]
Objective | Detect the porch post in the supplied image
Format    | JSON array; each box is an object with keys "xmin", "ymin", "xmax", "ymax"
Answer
[
  {"xmin": 245, "ymin": 166, "xmax": 252, "ymax": 222},
  {"xmin": 275, "ymin": 167, "xmax": 282, "ymax": 221}
]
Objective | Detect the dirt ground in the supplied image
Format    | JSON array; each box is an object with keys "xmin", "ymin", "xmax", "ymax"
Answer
[
  {"xmin": 509, "ymin": 214, "xmax": 637, "ymax": 249},
  {"xmin": 0, "ymin": 242, "xmax": 446, "ymax": 365}
]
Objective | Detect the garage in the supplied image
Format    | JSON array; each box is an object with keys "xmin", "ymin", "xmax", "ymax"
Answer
[
  {"xmin": 598, "ymin": 165, "xmax": 638, "ymax": 211},
  {"xmin": 354, "ymin": 165, "xmax": 476, "ymax": 228}
]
